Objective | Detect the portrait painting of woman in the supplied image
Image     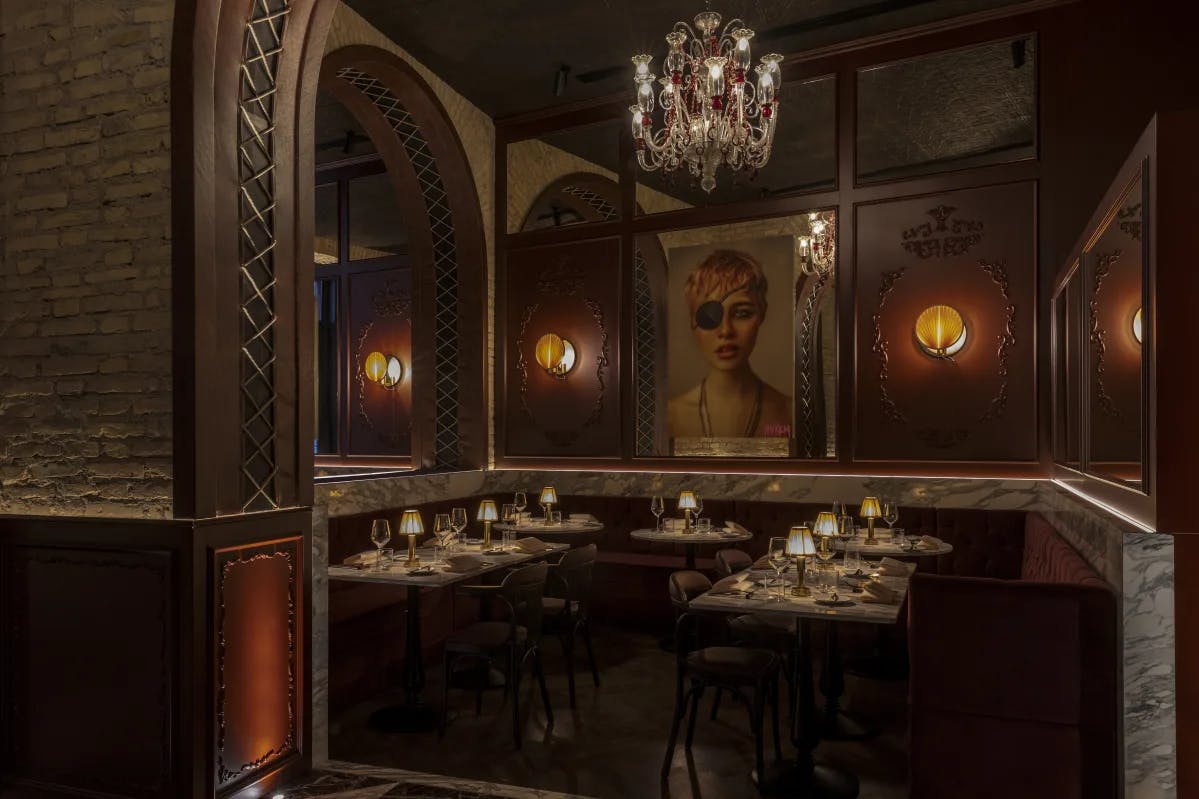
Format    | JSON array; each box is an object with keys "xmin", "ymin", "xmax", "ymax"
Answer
[{"xmin": 666, "ymin": 240, "xmax": 794, "ymax": 453}]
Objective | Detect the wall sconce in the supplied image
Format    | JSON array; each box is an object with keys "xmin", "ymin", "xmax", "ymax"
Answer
[
  {"xmin": 534, "ymin": 333, "xmax": 577, "ymax": 378},
  {"xmin": 1132, "ymin": 307, "xmax": 1143, "ymax": 345},
  {"xmin": 915, "ymin": 305, "xmax": 967, "ymax": 360},
  {"xmin": 364, "ymin": 350, "xmax": 404, "ymax": 388}
]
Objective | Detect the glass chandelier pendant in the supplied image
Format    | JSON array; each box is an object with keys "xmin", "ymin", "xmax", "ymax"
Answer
[{"xmin": 630, "ymin": 11, "xmax": 782, "ymax": 193}]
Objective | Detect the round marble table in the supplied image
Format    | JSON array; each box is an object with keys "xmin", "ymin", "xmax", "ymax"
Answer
[
  {"xmin": 631, "ymin": 526, "xmax": 753, "ymax": 569},
  {"xmin": 831, "ymin": 531, "xmax": 953, "ymax": 557},
  {"xmin": 493, "ymin": 518, "xmax": 604, "ymax": 542}
]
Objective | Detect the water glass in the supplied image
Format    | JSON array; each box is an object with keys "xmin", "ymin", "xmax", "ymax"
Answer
[
  {"xmin": 378, "ymin": 547, "xmax": 394, "ymax": 568},
  {"xmin": 503, "ymin": 529, "xmax": 515, "ymax": 551},
  {"xmin": 696, "ymin": 517, "xmax": 713, "ymax": 534},
  {"xmin": 893, "ymin": 526, "xmax": 908, "ymax": 550},
  {"xmin": 767, "ymin": 537, "xmax": 789, "ymax": 603},
  {"xmin": 845, "ymin": 545, "xmax": 863, "ymax": 574},
  {"xmin": 550, "ymin": 510, "xmax": 563, "ymax": 525}
]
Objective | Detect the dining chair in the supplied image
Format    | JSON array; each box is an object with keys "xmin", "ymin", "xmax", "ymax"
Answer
[
  {"xmin": 662, "ymin": 570, "xmax": 783, "ymax": 783},
  {"xmin": 440, "ymin": 561, "xmax": 553, "ymax": 749},
  {"xmin": 544, "ymin": 543, "xmax": 600, "ymax": 707},
  {"xmin": 715, "ymin": 548, "xmax": 753, "ymax": 578}
]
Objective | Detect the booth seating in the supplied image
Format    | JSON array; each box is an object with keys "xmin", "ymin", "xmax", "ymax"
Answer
[{"xmin": 907, "ymin": 512, "xmax": 1117, "ymax": 799}]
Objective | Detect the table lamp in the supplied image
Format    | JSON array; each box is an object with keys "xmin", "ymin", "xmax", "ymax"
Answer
[
  {"xmin": 859, "ymin": 496, "xmax": 882, "ymax": 545},
  {"xmin": 477, "ymin": 500, "xmax": 498, "ymax": 547},
  {"xmin": 677, "ymin": 490, "xmax": 698, "ymax": 532},
  {"xmin": 813, "ymin": 511, "xmax": 838, "ymax": 559},
  {"xmin": 787, "ymin": 525, "xmax": 817, "ymax": 597},
  {"xmin": 539, "ymin": 486, "xmax": 558, "ymax": 525},
  {"xmin": 399, "ymin": 509, "xmax": 424, "ymax": 566}
]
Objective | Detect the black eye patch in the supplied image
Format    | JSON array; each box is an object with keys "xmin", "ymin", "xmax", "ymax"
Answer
[{"xmin": 694, "ymin": 300, "xmax": 725, "ymax": 330}]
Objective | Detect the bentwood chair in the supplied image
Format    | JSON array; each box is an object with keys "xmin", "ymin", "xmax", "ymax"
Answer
[
  {"xmin": 544, "ymin": 543, "xmax": 600, "ymax": 707},
  {"xmin": 662, "ymin": 571, "xmax": 783, "ymax": 782},
  {"xmin": 714, "ymin": 548, "xmax": 753, "ymax": 578},
  {"xmin": 440, "ymin": 562, "xmax": 553, "ymax": 749}
]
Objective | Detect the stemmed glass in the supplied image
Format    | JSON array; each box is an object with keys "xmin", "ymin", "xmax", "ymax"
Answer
[
  {"xmin": 514, "ymin": 492, "xmax": 527, "ymax": 518},
  {"xmin": 815, "ymin": 532, "xmax": 837, "ymax": 596},
  {"xmin": 370, "ymin": 519, "xmax": 391, "ymax": 571},
  {"xmin": 450, "ymin": 507, "xmax": 468, "ymax": 548},
  {"xmin": 694, "ymin": 496, "xmax": 704, "ymax": 526},
  {"xmin": 767, "ymin": 537, "xmax": 790, "ymax": 603},
  {"xmin": 650, "ymin": 496, "xmax": 665, "ymax": 531},
  {"xmin": 432, "ymin": 513, "xmax": 453, "ymax": 564},
  {"xmin": 883, "ymin": 499, "xmax": 899, "ymax": 532}
]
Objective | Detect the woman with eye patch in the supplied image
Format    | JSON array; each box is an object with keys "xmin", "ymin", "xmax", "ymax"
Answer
[{"xmin": 668, "ymin": 249, "xmax": 792, "ymax": 441}]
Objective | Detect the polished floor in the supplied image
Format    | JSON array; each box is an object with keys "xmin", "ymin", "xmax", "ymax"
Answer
[{"xmin": 329, "ymin": 624, "xmax": 909, "ymax": 799}]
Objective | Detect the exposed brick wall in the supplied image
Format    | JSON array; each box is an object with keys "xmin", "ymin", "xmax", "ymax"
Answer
[{"xmin": 0, "ymin": 0, "xmax": 173, "ymax": 517}]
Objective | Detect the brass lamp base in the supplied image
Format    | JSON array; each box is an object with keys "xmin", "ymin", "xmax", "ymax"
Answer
[
  {"xmin": 406, "ymin": 534, "xmax": 420, "ymax": 567},
  {"xmin": 483, "ymin": 520, "xmax": 492, "ymax": 548},
  {"xmin": 543, "ymin": 504, "xmax": 553, "ymax": 525},
  {"xmin": 790, "ymin": 557, "xmax": 810, "ymax": 597},
  {"xmin": 683, "ymin": 508, "xmax": 693, "ymax": 533},
  {"xmin": 864, "ymin": 519, "xmax": 878, "ymax": 545}
]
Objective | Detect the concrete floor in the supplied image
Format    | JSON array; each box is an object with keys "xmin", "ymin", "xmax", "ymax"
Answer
[{"xmin": 329, "ymin": 624, "xmax": 909, "ymax": 799}]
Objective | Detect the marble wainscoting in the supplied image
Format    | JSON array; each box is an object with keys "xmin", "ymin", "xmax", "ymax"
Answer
[
  {"xmin": 311, "ymin": 470, "xmax": 488, "ymax": 763},
  {"xmin": 283, "ymin": 760, "xmax": 593, "ymax": 799},
  {"xmin": 484, "ymin": 469, "xmax": 1043, "ymax": 511}
]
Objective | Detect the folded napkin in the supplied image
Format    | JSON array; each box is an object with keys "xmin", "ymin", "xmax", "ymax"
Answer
[
  {"xmin": 724, "ymin": 521, "xmax": 751, "ymax": 535},
  {"xmin": 918, "ymin": 535, "xmax": 944, "ymax": 550},
  {"xmin": 879, "ymin": 557, "xmax": 916, "ymax": 577},
  {"xmin": 862, "ymin": 579, "xmax": 899, "ymax": 604},
  {"xmin": 663, "ymin": 517, "xmax": 685, "ymax": 532},
  {"xmin": 445, "ymin": 554, "xmax": 482, "ymax": 573},
  {"xmin": 713, "ymin": 575, "xmax": 742, "ymax": 591},
  {"xmin": 515, "ymin": 537, "xmax": 548, "ymax": 554},
  {"xmin": 343, "ymin": 550, "xmax": 381, "ymax": 567},
  {"xmin": 569, "ymin": 513, "xmax": 598, "ymax": 523}
]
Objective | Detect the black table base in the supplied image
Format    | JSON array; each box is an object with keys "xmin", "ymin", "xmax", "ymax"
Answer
[
  {"xmin": 366, "ymin": 585, "xmax": 440, "ymax": 733},
  {"xmin": 755, "ymin": 761, "xmax": 859, "ymax": 798}
]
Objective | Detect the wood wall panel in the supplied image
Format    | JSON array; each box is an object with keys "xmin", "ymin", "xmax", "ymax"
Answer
[
  {"xmin": 1, "ymin": 544, "xmax": 175, "ymax": 799},
  {"xmin": 504, "ymin": 237, "xmax": 622, "ymax": 457},
  {"xmin": 855, "ymin": 182, "xmax": 1037, "ymax": 461},
  {"xmin": 347, "ymin": 268, "xmax": 413, "ymax": 456}
]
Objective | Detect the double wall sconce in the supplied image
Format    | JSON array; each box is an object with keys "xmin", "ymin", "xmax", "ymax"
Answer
[
  {"xmin": 915, "ymin": 304, "xmax": 967, "ymax": 360},
  {"xmin": 364, "ymin": 350, "xmax": 404, "ymax": 389},
  {"xmin": 1132, "ymin": 306, "xmax": 1143, "ymax": 345},
  {"xmin": 534, "ymin": 333, "xmax": 577, "ymax": 378}
]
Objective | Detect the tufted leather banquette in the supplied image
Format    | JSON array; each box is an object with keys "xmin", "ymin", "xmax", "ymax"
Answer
[{"xmin": 907, "ymin": 511, "xmax": 1117, "ymax": 799}]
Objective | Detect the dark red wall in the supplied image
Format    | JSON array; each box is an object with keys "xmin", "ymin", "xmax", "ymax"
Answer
[{"xmin": 347, "ymin": 267, "xmax": 413, "ymax": 456}]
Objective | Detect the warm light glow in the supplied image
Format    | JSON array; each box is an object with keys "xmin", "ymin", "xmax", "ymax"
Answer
[
  {"xmin": 534, "ymin": 333, "xmax": 576, "ymax": 377},
  {"xmin": 364, "ymin": 351, "xmax": 388, "ymax": 382},
  {"xmin": 859, "ymin": 497, "xmax": 881, "ymax": 518},
  {"xmin": 477, "ymin": 499, "xmax": 498, "ymax": 522},
  {"xmin": 383, "ymin": 355, "xmax": 403, "ymax": 387},
  {"xmin": 915, "ymin": 304, "xmax": 967, "ymax": 359},
  {"xmin": 677, "ymin": 490, "xmax": 698, "ymax": 510},
  {"xmin": 1132, "ymin": 307, "xmax": 1143, "ymax": 344},
  {"xmin": 787, "ymin": 525, "xmax": 816, "ymax": 556},
  {"xmin": 399, "ymin": 509, "xmax": 424, "ymax": 535},
  {"xmin": 812, "ymin": 511, "xmax": 839, "ymax": 537},
  {"xmin": 539, "ymin": 486, "xmax": 559, "ymax": 505}
]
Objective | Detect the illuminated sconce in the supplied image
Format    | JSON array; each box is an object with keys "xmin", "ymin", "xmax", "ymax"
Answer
[
  {"xmin": 534, "ymin": 333, "xmax": 577, "ymax": 378},
  {"xmin": 915, "ymin": 305, "xmax": 967, "ymax": 360},
  {"xmin": 364, "ymin": 350, "xmax": 404, "ymax": 388},
  {"xmin": 1132, "ymin": 307, "xmax": 1143, "ymax": 345}
]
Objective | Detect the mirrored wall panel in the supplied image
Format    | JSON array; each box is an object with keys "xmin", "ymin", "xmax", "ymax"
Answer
[
  {"xmin": 507, "ymin": 119, "xmax": 623, "ymax": 233},
  {"xmin": 1052, "ymin": 263, "xmax": 1082, "ymax": 469},
  {"xmin": 857, "ymin": 37, "xmax": 1035, "ymax": 183},
  {"xmin": 633, "ymin": 212, "xmax": 837, "ymax": 459},
  {"xmin": 635, "ymin": 75, "xmax": 836, "ymax": 213},
  {"xmin": 1085, "ymin": 170, "xmax": 1146, "ymax": 487}
]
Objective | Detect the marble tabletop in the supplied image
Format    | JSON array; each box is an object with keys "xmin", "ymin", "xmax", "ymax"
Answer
[
  {"xmin": 690, "ymin": 571, "xmax": 909, "ymax": 624},
  {"xmin": 328, "ymin": 541, "xmax": 568, "ymax": 588},
  {"xmin": 630, "ymin": 526, "xmax": 753, "ymax": 544},
  {"xmin": 494, "ymin": 518, "xmax": 604, "ymax": 534},
  {"xmin": 831, "ymin": 532, "xmax": 954, "ymax": 557}
]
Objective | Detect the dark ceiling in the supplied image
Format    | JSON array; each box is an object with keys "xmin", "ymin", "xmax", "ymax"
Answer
[{"xmin": 345, "ymin": 0, "xmax": 1029, "ymax": 117}]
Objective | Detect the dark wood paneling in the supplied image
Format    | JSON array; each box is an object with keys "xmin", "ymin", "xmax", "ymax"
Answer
[
  {"xmin": 854, "ymin": 182, "xmax": 1037, "ymax": 461},
  {"xmin": 503, "ymin": 237, "xmax": 622, "ymax": 457},
  {"xmin": 347, "ymin": 268, "xmax": 413, "ymax": 456},
  {"xmin": 213, "ymin": 537, "xmax": 302, "ymax": 793}
]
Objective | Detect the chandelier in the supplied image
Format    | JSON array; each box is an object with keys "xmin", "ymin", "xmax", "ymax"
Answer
[
  {"xmin": 630, "ymin": 11, "xmax": 782, "ymax": 194},
  {"xmin": 798, "ymin": 211, "xmax": 836, "ymax": 276}
]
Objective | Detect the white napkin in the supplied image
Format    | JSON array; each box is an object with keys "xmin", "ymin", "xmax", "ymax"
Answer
[
  {"xmin": 862, "ymin": 579, "xmax": 899, "ymax": 604},
  {"xmin": 569, "ymin": 513, "xmax": 598, "ymax": 523},
  {"xmin": 445, "ymin": 554, "xmax": 482, "ymax": 573},
  {"xmin": 724, "ymin": 521, "xmax": 751, "ymax": 535},
  {"xmin": 663, "ymin": 517, "xmax": 686, "ymax": 532},
  {"xmin": 515, "ymin": 537, "xmax": 548, "ymax": 554},
  {"xmin": 343, "ymin": 550, "xmax": 381, "ymax": 567},
  {"xmin": 879, "ymin": 557, "xmax": 916, "ymax": 577},
  {"xmin": 918, "ymin": 535, "xmax": 944, "ymax": 550}
]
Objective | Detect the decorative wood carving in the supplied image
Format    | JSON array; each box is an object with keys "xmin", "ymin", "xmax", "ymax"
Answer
[
  {"xmin": 796, "ymin": 269, "xmax": 832, "ymax": 458},
  {"xmin": 900, "ymin": 204, "xmax": 985, "ymax": 259},
  {"xmin": 1089, "ymin": 250, "xmax": 1123, "ymax": 419},
  {"xmin": 978, "ymin": 258, "xmax": 1017, "ymax": 423},
  {"xmin": 872, "ymin": 267, "xmax": 908, "ymax": 424}
]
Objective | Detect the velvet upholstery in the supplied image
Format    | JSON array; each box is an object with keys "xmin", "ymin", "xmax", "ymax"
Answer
[{"xmin": 907, "ymin": 512, "xmax": 1117, "ymax": 799}]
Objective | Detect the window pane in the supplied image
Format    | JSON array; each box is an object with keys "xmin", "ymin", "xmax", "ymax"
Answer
[
  {"xmin": 314, "ymin": 278, "xmax": 339, "ymax": 454},
  {"xmin": 315, "ymin": 91, "xmax": 377, "ymax": 165},
  {"xmin": 857, "ymin": 37, "xmax": 1035, "ymax": 182},
  {"xmin": 348, "ymin": 172, "xmax": 407, "ymax": 260},
  {"xmin": 314, "ymin": 183, "xmax": 338, "ymax": 264},
  {"xmin": 637, "ymin": 75, "xmax": 836, "ymax": 214},
  {"xmin": 507, "ymin": 119, "xmax": 622, "ymax": 233},
  {"xmin": 634, "ymin": 212, "xmax": 837, "ymax": 458}
]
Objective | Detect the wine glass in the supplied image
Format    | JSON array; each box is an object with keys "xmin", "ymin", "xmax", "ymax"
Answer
[
  {"xmin": 767, "ymin": 537, "xmax": 790, "ymax": 603},
  {"xmin": 883, "ymin": 500, "xmax": 899, "ymax": 532},
  {"xmin": 370, "ymin": 519, "xmax": 391, "ymax": 570},
  {"xmin": 831, "ymin": 500, "xmax": 843, "ymax": 518},
  {"xmin": 432, "ymin": 513, "xmax": 453, "ymax": 564},
  {"xmin": 514, "ymin": 492, "xmax": 527, "ymax": 516},
  {"xmin": 694, "ymin": 496, "xmax": 704, "ymax": 524},
  {"xmin": 815, "ymin": 533, "xmax": 837, "ymax": 596},
  {"xmin": 650, "ymin": 495, "xmax": 665, "ymax": 531},
  {"xmin": 451, "ymin": 507, "xmax": 468, "ymax": 547}
]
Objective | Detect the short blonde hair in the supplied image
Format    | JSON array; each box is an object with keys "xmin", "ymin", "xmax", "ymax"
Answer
[{"xmin": 684, "ymin": 249, "xmax": 769, "ymax": 315}]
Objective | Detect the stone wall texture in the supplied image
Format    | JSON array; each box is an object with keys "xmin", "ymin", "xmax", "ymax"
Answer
[{"xmin": 0, "ymin": 0, "xmax": 174, "ymax": 517}]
